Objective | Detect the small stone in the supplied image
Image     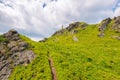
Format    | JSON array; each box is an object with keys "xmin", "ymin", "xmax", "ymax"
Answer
[{"xmin": 73, "ymin": 36, "xmax": 79, "ymax": 42}]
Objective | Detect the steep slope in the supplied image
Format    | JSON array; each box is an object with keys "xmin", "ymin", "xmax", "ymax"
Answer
[
  {"xmin": 1, "ymin": 16, "xmax": 120, "ymax": 80},
  {"xmin": 0, "ymin": 30, "xmax": 35, "ymax": 80}
]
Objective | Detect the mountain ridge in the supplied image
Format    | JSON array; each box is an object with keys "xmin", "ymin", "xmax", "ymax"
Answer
[{"xmin": 0, "ymin": 16, "xmax": 120, "ymax": 80}]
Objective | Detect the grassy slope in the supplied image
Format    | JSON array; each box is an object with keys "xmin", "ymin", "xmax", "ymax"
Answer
[{"xmin": 9, "ymin": 21, "xmax": 120, "ymax": 80}]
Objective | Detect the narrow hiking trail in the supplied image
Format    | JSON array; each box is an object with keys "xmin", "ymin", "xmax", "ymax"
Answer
[{"xmin": 48, "ymin": 57, "xmax": 57, "ymax": 80}]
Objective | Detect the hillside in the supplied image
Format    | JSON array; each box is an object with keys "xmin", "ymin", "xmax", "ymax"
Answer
[{"xmin": 1, "ymin": 16, "xmax": 120, "ymax": 80}]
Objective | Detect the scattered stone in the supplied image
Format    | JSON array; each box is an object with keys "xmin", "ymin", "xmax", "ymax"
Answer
[
  {"xmin": 98, "ymin": 32, "xmax": 105, "ymax": 37},
  {"xmin": 73, "ymin": 36, "xmax": 79, "ymax": 42}
]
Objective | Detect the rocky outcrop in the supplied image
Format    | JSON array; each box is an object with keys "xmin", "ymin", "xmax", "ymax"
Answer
[
  {"xmin": 98, "ymin": 18, "xmax": 111, "ymax": 37},
  {"xmin": 0, "ymin": 29, "xmax": 35, "ymax": 80},
  {"xmin": 53, "ymin": 22, "xmax": 88, "ymax": 36},
  {"xmin": 98, "ymin": 16, "xmax": 120, "ymax": 37},
  {"xmin": 99, "ymin": 18, "xmax": 111, "ymax": 31},
  {"xmin": 66, "ymin": 22, "xmax": 87, "ymax": 31},
  {"xmin": 3, "ymin": 29, "xmax": 20, "ymax": 41},
  {"xmin": 112, "ymin": 16, "xmax": 120, "ymax": 32}
]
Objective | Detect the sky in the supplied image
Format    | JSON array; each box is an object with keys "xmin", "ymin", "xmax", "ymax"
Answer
[{"xmin": 0, "ymin": 0, "xmax": 120, "ymax": 41}]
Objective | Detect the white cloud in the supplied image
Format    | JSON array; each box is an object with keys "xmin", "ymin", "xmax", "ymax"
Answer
[
  {"xmin": 114, "ymin": 7, "xmax": 120, "ymax": 16},
  {"xmin": 0, "ymin": 0, "xmax": 119, "ymax": 41},
  {"xmin": 113, "ymin": 0, "xmax": 120, "ymax": 16}
]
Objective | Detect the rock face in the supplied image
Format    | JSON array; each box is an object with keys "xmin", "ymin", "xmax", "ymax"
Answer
[
  {"xmin": 0, "ymin": 29, "xmax": 35, "ymax": 80},
  {"xmin": 98, "ymin": 18, "xmax": 111, "ymax": 37},
  {"xmin": 112, "ymin": 16, "xmax": 120, "ymax": 32},
  {"xmin": 3, "ymin": 29, "xmax": 20, "ymax": 41},
  {"xmin": 99, "ymin": 18, "xmax": 111, "ymax": 31}
]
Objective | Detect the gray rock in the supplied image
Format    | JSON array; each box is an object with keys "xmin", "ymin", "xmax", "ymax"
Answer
[
  {"xmin": 98, "ymin": 32, "xmax": 105, "ymax": 37},
  {"xmin": 3, "ymin": 29, "xmax": 20, "ymax": 41},
  {"xmin": 99, "ymin": 18, "xmax": 111, "ymax": 31},
  {"xmin": 66, "ymin": 22, "xmax": 87, "ymax": 31},
  {"xmin": 73, "ymin": 36, "xmax": 79, "ymax": 42},
  {"xmin": 52, "ymin": 22, "xmax": 88, "ymax": 36},
  {"xmin": 114, "ymin": 16, "xmax": 120, "ymax": 24},
  {"xmin": 12, "ymin": 50, "xmax": 35, "ymax": 66},
  {"xmin": 112, "ymin": 16, "xmax": 120, "ymax": 32},
  {"xmin": 0, "ymin": 29, "xmax": 35, "ymax": 80},
  {"xmin": 98, "ymin": 18, "xmax": 111, "ymax": 37},
  {"xmin": 7, "ymin": 41, "xmax": 17, "ymax": 50},
  {"xmin": 18, "ymin": 42, "xmax": 28, "ymax": 48},
  {"xmin": 10, "ymin": 46, "xmax": 19, "ymax": 53}
]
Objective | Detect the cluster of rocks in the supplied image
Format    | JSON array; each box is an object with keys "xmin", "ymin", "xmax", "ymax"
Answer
[
  {"xmin": 53, "ymin": 22, "xmax": 88, "ymax": 36},
  {"xmin": 67, "ymin": 22, "xmax": 87, "ymax": 31},
  {"xmin": 0, "ymin": 29, "xmax": 35, "ymax": 80},
  {"xmin": 98, "ymin": 16, "xmax": 120, "ymax": 37}
]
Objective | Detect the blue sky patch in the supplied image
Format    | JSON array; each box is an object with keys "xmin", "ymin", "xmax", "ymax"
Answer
[
  {"xmin": 42, "ymin": 3, "xmax": 47, "ymax": 8},
  {"xmin": 113, "ymin": 0, "xmax": 120, "ymax": 12}
]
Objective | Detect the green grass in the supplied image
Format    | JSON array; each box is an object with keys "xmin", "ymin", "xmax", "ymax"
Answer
[
  {"xmin": 0, "ymin": 35, "xmax": 8, "ymax": 43},
  {"xmin": 9, "ymin": 22, "xmax": 120, "ymax": 80}
]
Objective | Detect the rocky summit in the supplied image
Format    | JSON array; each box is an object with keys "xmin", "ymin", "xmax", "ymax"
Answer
[{"xmin": 0, "ymin": 29, "xmax": 35, "ymax": 80}]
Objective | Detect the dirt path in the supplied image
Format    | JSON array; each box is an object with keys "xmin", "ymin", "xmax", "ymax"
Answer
[{"xmin": 48, "ymin": 58, "xmax": 57, "ymax": 80}]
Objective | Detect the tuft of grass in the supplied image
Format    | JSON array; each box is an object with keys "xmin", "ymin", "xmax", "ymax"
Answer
[{"xmin": 0, "ymin": 35, "xmax": 8, "ymax": 43}]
